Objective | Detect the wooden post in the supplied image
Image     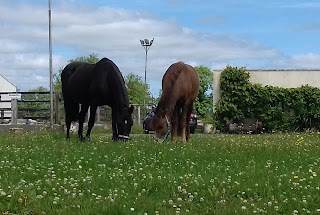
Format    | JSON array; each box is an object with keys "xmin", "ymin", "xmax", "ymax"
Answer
[
  {"xmin": 96, "ymin": 106, "xmax": 101, "ymax": 123},
  {"xmin": 137, "ymin": 106, "xmax": 141, "ymax": 125},
  {"xmin": 11, "ymin": 99, "xmax": 18, "ymax": 124},
  {"xmin": 0, "ymin": 109, "xmax": 4, "ymax": 123},
  {"xmin": 54, "ymin": 93, "xmax": 59, "ymax": 124}
]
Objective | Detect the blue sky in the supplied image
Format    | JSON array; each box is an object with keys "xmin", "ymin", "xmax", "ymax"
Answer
[{"xmin": 0, "ymin": 0, "xmax": 320, "ymax": 96}]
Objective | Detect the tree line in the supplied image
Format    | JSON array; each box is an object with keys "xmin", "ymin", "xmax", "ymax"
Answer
[{"xmin": 21, "ymin": 54, "xmax": 213, "ymax": 121}]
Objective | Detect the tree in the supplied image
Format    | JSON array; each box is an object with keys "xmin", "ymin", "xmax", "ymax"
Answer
[
  {"xmin": 125, "ymin": 73, "xmax": 153, "ymax": 105},
  {"xmin": 194, "ymin": 66, "xmax": 213, "ymax": 119},
  {"xmin": 53, "ymin": 53, "xmax": 100, "ymax": 93}
]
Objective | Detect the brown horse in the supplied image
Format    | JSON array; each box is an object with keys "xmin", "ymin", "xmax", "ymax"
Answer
[{"xmin": 151, "ymin": 62, "xmax": 200, "ymax": 143}]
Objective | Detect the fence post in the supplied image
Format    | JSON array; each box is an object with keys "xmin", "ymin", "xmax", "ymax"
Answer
[
  {"xmin": 96, "ymin": 106, "xmax": 100, "ymax": 123},
  {"xmin": 137, "ymin": 106, "xmax": 141, "ymax": 125},
  {"xmin": 0, "ymin": 109, "xmax": 4, "ymax": 123},
  {"xmin": 11, "ymin": 99, "xmax": 18, "ymax": 124},
  {"xmin": 54, "ymin": 93, "xmax": 60, "ymax": 124}
]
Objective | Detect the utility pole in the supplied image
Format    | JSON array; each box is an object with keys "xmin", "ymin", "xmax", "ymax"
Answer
[
  {"xmin": 139, "ymin": 38, "xmax": 154, "ymax": 114},
  {"xmin": 48, "ymin": 0, "xmax": 54, "ymax": 129}
]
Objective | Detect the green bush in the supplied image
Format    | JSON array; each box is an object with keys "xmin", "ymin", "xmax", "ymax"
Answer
[{"xmin": 215, "ymin": 66, "xmax": 320, "ymax": 132}]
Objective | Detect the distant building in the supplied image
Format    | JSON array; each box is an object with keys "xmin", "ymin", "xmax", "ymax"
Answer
[{"xmin": 0, "ymin": 74, "xmax": 17, "ymax": 119}]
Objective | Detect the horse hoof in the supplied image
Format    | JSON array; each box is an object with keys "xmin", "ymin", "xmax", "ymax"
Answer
[{"xmin": 79, "ymin": 136, "xmax": 90, "ymax": 141}]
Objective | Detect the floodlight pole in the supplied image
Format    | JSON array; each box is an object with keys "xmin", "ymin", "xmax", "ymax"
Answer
[
  {"xmin": 140, "ymin": 38, "xmax": 154, "ymax": 115},
  {"xmin": 48, "ymin": 0, "xmax": 54, "ymax": 129}
]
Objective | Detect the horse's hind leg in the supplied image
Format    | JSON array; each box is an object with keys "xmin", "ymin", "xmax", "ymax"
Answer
[
  {"xmin": 85, "ymin": 105, "xmax": 97, "ymax": 140},
  {"xmin": 65, "ymin": 114, "xmax": 72, "ymax": 140},
  {"xmin": 78, "ymin": 104, "xmax": 89, "ymax": 141},
  {"xmin": 185, "ymin": 104, "xmax": 193, "ymax": 142}
]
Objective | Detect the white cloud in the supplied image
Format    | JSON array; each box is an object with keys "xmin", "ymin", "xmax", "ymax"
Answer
[
  {"xmin": 289, "ymin": 53, "xmax": 320, "ymax": 69},
  {"xmin": 0, "ymin": 1, "xmax": 311, "ymax": 95}
]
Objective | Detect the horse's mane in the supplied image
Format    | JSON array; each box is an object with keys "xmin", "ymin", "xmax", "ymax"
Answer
[
  {"xmin": 163, "ymin": 61, "xmax": 185, "ymax": 91},
  {"xmin": 100, "ymin": 58, "xmax": 130, "ymax": 109},
  {"xmin": 158, "ymin": 61, "xmax": 185, "ymax": 109}
]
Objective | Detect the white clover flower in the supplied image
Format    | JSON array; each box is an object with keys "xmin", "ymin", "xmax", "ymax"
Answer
[
  {"xmin": 36, "ymin": 195, "xmax": 43, "ymax": 199},
  {"xmin": 241, "ymin": 205, "xmax": 246, "ymax": 210},
  {"xmin": 130, "ymin": 207, "xmax": 135, "ymax": 211},
  {"xmin": 0, "ymin": 190, "xmax": 6, "ymax": 196}
]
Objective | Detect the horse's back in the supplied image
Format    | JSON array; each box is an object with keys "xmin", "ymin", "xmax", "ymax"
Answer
[
  {"xmin": 163, "ymin": 62, "xmax": 199, "ymax": 101},
  {"xmin": 61, "ymin": 58, "xmax": 128, "ymax": 107}
]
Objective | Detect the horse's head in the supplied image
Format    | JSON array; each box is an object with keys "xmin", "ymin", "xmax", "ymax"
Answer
[
  {"xmin": 114, "ymin": 105, "xmax": 134, "ymax": 141},
  {"xmin": 151, "ymin": 108, "xmax": 171, "ymax": 143}
]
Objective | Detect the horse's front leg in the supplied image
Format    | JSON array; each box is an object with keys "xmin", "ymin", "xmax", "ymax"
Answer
[
  {"xmin": 171, "ymin": 107, "xmax": 179, "ymax": 142},
  {"xmin": 78, "ymin": 104, "xmax": 89, "ymax": 141},
  {"xmin": 112, "ymin": 122, "xmax": 118, "ymax": 141},
  {"xmin": 85, "ymin": 105, "xmax": 97, "ymax": 140},
  {"xmin": 180, "ymin": 103, "xmax": 191, "ymax": 143}
]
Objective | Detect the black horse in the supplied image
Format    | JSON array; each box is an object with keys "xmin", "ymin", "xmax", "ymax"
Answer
[{"xmin": 61, "ymin": 58, "xmax": 134, "ymax": 141}]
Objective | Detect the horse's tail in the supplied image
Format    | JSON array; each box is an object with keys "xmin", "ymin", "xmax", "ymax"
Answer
[{"xmin": 61, "ymin": 63, "xmax": 79, "ymax": 122}]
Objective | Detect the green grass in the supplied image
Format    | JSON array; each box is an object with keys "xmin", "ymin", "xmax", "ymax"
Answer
[{"xmin": 1, "ymin": 131, "xmax": 320, "ymax": 214}]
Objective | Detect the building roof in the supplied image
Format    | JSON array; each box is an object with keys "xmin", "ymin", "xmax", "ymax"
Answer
[{"xmin": 0, "ymin": 74, "xmax": 17, "ymax": 91}]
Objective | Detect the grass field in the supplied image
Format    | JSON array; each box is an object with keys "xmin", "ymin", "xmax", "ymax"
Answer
[{"xmin": 1, "ymin": 131, "xmax": 320, "ymax": 215}]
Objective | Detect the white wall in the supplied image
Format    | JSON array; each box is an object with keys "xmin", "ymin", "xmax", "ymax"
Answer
[
  {"xmin": 213, "ymin": 70, "xmax": 320, "ymax": 110},
  {"xmin": 0, "ymin": 75, "xmax": 17, "ymax": 118}
]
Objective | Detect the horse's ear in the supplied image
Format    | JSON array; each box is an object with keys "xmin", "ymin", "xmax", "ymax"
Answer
[{"xmin": 129, "ymin": 105, "xmax": 134, "ymax": 114}]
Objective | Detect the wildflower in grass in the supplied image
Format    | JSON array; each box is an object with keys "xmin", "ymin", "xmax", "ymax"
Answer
[
  {"xmin": 0, "ymin": 190, "xmax": 6, "ymax": 196},
  {"xmin": 241, "ymin": 206, "xmax": 246, "ymax": 210},
  {"xmin": 36, "ymin": 195, "xmax": 43, "ymax": 199},
  {"xmin": 130, "ymin": 207, "xmax": 135, "ymax": 211},
  {"xmin": 293, "ymin": 209, "xmax": 299, "ymax": 214}
]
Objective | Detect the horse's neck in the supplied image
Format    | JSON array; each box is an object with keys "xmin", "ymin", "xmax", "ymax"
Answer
[
  {"xmin": 158, "ymin": 93, "xmax": 176, "ymax": 117},
  {"xmin": 108, "ymin": 70, "xmax": 129, "ymax": 110}
]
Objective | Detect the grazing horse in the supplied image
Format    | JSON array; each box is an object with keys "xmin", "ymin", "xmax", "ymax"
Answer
[
  {"xmin": 151, "ymin": 62, "xmax": 199, "ymax": 143},
  {"xmin": 61, "ymin": 58, "xmax": 134, "ymax": 141}
]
